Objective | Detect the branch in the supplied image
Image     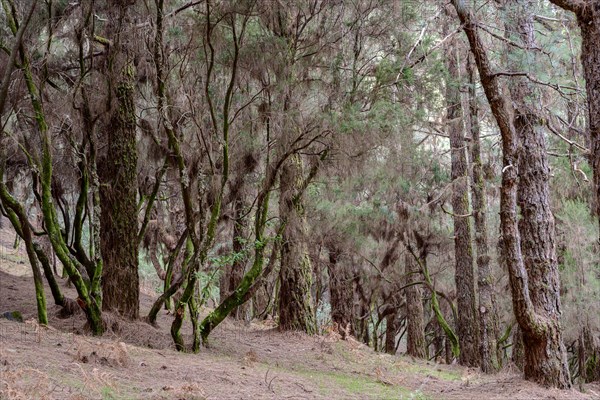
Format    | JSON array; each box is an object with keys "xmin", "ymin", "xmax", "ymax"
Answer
[
  {"xmin": 547, "ymin": 0, "xmax": 585, "ymax": 15},
  {"xmin": 0, "ymin": 0, "xmax": 37, "ymax": 116},
  {"xmin": 489, "ymin": 71, "xmax": 580, "ymax": 93}
]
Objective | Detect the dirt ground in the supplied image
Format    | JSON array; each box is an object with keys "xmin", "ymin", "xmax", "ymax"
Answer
[{"xmin": 0, "ymin": 218, "xmax": 599, "ymax": 400}]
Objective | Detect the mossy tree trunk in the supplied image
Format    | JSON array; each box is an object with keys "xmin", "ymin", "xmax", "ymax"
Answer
[
  {"xmin": 220, "ymin": 190, "xmax": 251, "ymax": 320},
  {"xmin": 1, "ymin": 0, "xmax": 103, "ymax": 334},
  {"xmin": 0, "ymin": 160, "xmax": 48, "ymax": 325},
  {"xmin": 278, "ymin": 154, "xmax": 317, "ymax": 334},
  {"xmin": 98, "ymin": 1, "xmax": 140, "ymax": 320}
]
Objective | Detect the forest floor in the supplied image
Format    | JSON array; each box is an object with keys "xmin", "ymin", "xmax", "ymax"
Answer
[{"xmin": 1, "ymin": 220, "xmax": 599, "ymax": 399}]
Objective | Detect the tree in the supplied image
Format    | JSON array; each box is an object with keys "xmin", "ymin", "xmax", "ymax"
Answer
[
  {"xmin": 547, "ymin": 0, "xmax": 600, "ymax": 244},
  {"xmin": 452, "ymin": 0, "xmax": 571, "ymax": 387},
  {"xmin": 466, "ymin": 54, "xmax": 500, "ymax": 372},
  {"xmin": 445, "ymin": 17, "xmax": 480, "ymax": 366},
  {"xmin": 98, "ymin": 0, "xmax": 140, "ymax": 319}
]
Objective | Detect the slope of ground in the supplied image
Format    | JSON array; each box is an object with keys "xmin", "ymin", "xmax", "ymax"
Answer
[{"xmin": 0, "ymin": 217, "xmax": 599, "ymax": 400}]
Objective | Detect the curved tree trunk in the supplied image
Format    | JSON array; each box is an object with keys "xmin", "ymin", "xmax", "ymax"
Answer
[
  {"xmin": 505, "ymin": 0, "xmax": 571, "ymax": 386},
  {"xmin": 452, "ymin": 0, "xmax": 571, "ymax": 388},
  {"xmin": 98, "ymin": 1, "xmax": 140, "ymax": 319}
]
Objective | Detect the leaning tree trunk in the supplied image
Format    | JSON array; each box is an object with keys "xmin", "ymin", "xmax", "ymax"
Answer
[
  {"xmin": 98, "ymin": 1, "xmax": 140, "ymax": 319},
  {"xmin": 452, "ymin": 0, "xmax": 571, "ymax": 388},
  {"xmin": 466, "ymin": 54, "xmax": 500, "ymax": 372},
  {"xmin": 278, "ymin": 154, "xmax": 317, "ymax": 334},
  {"xmin": 445, "ymin": 29, "xmax": 480, "ymax": 367}
]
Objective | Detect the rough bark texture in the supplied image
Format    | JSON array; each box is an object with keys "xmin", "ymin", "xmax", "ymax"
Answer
[
  {"xmin": 453, "ymin": 0, "xmax": 571, "ymax": 388},
  {"xmin": 512, "ymin": 326, "xmax": 525, "ymax": 370},
  {"xmin": 466, "ymin": 55, "xmax": 500, "ymax": 372},
  {"xmin": 445, "ymin": 33, "xmax": 480, "ymax": 367},
  {"xmin": 99, "ymin": 1, "xmax": 140, "ymax": 319},
  {"xmin": 385, "ymin": 312, "xmax": 399, "ymax": 354},
  {"xmin": 278, "ymin": 154, "xmax": 316, "ymax": 334},
  {"xmin": 222, "ymin": 194, "xmax": 251, "ymax": 320},
  {"xmin": 404, "ymin": 251, "xmax": 426, "ymax": 358},
  {"xmin": 506, "ymin": 1, "xmax": 571, "ymax": 386},
  {"xmin": 327, "ymin": 245, "xmax": 355, "ymax": 338}
]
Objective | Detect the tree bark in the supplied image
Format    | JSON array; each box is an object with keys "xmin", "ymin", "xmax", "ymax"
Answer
[
  {"xmin": 466, "ymin": 54, "xmax": 500, "ymax": 373},
  {"xmin": 404, "ymin": 250, "xmax": 426, "ymax": 358},
  {"xmin": 278, "ymin": 154, "xmax": 317, "ymax": 334},
  {"xmin": 445, "ymin": 27, "xmax": 480, "ymax": 367},
  {"xmin": 327, "ymin": 245, "xmax": 355, "ymax": 338},
  {"xmin": 99, "ymin": 1, "xmax": 140, "ymax": 319},
  {"xmin": 452, "ymin": 0, "xmax": 571, "ymax": 388},
  {"xmin": 385, "ymin": 312, "xmax": 399, "ymax": 354},
  {"xmin": 505, "ymin": 0, "xmax": 571, "ymax": 386},
  {"xmin": 223, "ymin": 194, "xmax": 251, "ymax": 320}
]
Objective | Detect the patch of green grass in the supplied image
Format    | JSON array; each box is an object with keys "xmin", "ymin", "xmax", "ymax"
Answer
[
  {"xmin": 101, "ymin": 386, "xmax": 119, "ymax": 400},
  {"xmin": 282, "ymin": 366, "xmax": 417, "ymax": 399},
  {"xmin": 393, "ymin": 359, "xmax": 461, "ymax": 382}
]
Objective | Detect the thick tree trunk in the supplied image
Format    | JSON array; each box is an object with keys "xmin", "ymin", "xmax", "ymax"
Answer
[
  {"xmin": 405, "ymin": 251, "xmax": 426, "ymax": 358},
  {"xmin": 452, "ymin": 0, "xmax": 571, "ymax": 388},
  {"xmin": 99, "ymin": 2, "xmax": 139, "ymax": 319},
  {"xmin": 278, "ymin": 154, "xmax": 316, "ymax": 334},
  {"xmin": 445, "ymin": 33, "xmax": 480, "ymax": 367},
  {"xmin": 327, "ymin": 245, "xmax": 355, "ymax": 338},
  {"xmin": 466, "ymin": 55, "xmax": 500, "ymax": 373},
  {"xmin": 505, "ymin": 1, "xmax": 571, "ymax": 386}
]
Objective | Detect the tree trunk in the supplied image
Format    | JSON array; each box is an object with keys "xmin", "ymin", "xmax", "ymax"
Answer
[
  {"xmin": 226, "ymin": 194, "xmax": 251, "ymax": 320},
  {"xmin": 99, "ymin": 1, "xmax": 140, "ymax": 319},
  {"xmin": 579, "ymin": 324, "xmax": 600, "ymax": 382},
  {"xmin": 405, "ymin": 251, "xmax": 426, "ymax": 358},
  {"xmin": 385, "ymin": 312, "xmax": 398, "ymax": 354},
  {"xmin": 278, "ymin": 154, "xmax": 317, "ymax": 334},
  {"xmin": 505, "ymin": 0, "xmax": 571, "ymax": 387},
  {"xmin": 512, "ymin": 326, "xmax": 525, "ymax": 370},
  {"xmin": 578, "ymin": 4, "xmax": 600, "ymax": 242},
  {"xmin": 452, "ymin": 0, "xmax": 571, "ymax": 388},
  {"xmin": 445, "ymin": 29, "xmax": 480, "ymax": 367},
  {"xmin": 466, "ymin": 54, "xmax": 500, "ymax": 373},
  {"xmin": 327, "ymin": 245, "xmax": 355, "ymax": 338}
]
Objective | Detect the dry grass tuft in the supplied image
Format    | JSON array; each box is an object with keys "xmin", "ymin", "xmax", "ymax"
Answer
[
  {"xmin": 72, "ymin": 336, "xmax": 130, "ymax": 367},
  {"xmin": 0, "ymin": 367, "xmax": 53, "ymax": 400}
]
